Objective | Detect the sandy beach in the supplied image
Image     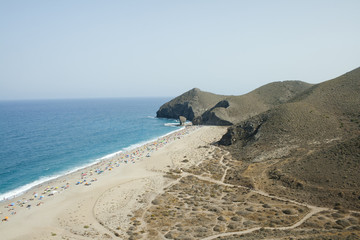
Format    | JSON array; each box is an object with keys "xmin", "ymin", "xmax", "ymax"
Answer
[{"xmin": 0, "ymin": 126, "xmax": 227, "ymax": 239}]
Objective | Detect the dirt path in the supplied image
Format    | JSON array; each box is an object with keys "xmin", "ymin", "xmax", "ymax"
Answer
[
  {"xmin": 201, "ymin": 205, "xmax": 326, "ymax": 240},
  {"xmin": 219, "ymin": 151, "xmax": 230, "ymax": 183},
  {"xmin": 197, "ymin": 148, "xmax": 330, "ymax": 240}
]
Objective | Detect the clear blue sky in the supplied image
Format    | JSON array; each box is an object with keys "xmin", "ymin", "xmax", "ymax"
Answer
[{"xmin": 0, "ymin": 0, "xmax": 359, "ymax": 100}]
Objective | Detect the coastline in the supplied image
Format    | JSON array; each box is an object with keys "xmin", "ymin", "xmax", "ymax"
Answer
[
  {"xmin": 0, "ymin": 125, "xmax": 227, "ymax": 239},
  {"xmin": 0, "ymin": 126, "xmax": 186, "ymax": 202},
  {"xmin": 2, "ymin": 125, "xmax": 351, "ymax": 240}
]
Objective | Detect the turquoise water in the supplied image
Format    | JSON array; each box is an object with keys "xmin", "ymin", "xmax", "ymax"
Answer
[{"xmin": 0, "ymin": 98, "xmax": 179, "ymax": 200}]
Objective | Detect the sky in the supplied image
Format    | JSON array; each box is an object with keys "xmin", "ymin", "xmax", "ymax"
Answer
[{"xmin": 0, "ymin": 0, "xmax": 359, "ymax": 100}]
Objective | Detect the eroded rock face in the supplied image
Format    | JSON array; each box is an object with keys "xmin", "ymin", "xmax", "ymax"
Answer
[
  {"xmin": 156, "ymin": 88, "xmax": 224, "ymax": 121},
  {"xmin": 218, "ymin": 114, "xmax": 267, "ymax": 146},
  {"xmin": 157, "ymin": 81, "xmax": 313, "ymax": 125},
  {"xmin": 196, "ymin": 100, "xmax": 232, "ymax": 126},
  {"xmin": 157, "ymin": 102, "xmax": 195, "ymax": 120}
]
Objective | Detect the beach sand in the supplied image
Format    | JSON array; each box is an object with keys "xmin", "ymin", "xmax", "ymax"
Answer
[{"xmin": 0, "ymin": 126, "xmax": 227, "ymax": 239}]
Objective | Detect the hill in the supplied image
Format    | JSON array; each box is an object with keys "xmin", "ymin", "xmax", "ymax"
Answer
[
  {"xmin": 218, "ymin": 67, "xmax": 360, "ymax": 210},
  {"xmin": 156, "ymin": 88, "xmax": 225, "ymax": 121},
  {"xmin": 157, "ymin": 81, "xmax": 312, "ymax": 125}
]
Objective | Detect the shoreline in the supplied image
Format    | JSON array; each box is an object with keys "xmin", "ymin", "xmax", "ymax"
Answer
[
  {"xmin": 0, "ymin": 125, "xmax": 187, "ymax": 202},
  {"xmin": 0, "ymin": 125, "xmax": 227, "ymax": 240}
]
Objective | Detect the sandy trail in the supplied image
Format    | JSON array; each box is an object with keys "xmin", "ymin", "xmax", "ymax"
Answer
[
  {"xmin": 194, "ymin": 147, "xmax": 329, "ymax": 240},
  {"xmin": 201, "ymin": 205, "xmax": 326, "ymax": 240}
]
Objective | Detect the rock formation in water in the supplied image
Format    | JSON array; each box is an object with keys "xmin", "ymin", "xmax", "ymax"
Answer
[{"xmin": 179, "ymin": 116, "xmax": 186, "ymax": 126}]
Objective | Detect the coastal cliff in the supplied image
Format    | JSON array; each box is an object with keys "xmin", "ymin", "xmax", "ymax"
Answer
[
  {"xmin": 156, "ymin": 88, "xmax": 224, "ymax": 121},
  {"xmin": 157, "ymin": 81, "xmax": 312, "ymax": 125}
]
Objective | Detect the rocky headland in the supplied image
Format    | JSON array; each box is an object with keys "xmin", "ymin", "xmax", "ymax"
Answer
[
  {"xmin": 156, "ymin": 81, "xmax": 312, "ymax": 125},
  {"xmin": 151, "ymin": 67, "xmax": 360, "ymax": 239}
]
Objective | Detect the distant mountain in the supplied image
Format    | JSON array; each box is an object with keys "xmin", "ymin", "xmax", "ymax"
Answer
[
  {"xmin": 218, "ymin": 67, "xmax": 360, "ymax": 210},
  {"xmin": 156, "ymin": 81, "xmax": 312, "ymax": 125}
]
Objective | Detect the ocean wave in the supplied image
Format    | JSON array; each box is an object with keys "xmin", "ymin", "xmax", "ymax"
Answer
[
  {"xmin": 164, "ymin": 122, "xmax": 180, "ymax": 127},
  {"xmin": 0, "ymin": 160, "xmax": 99, "ymax": 201},
  {"xmin": 0, "ymin": 175, "xmax": 60, "ymax": 201},
  {"xmin": 99, "ymin": 150, "xmax": 123, "ymax": 160}
]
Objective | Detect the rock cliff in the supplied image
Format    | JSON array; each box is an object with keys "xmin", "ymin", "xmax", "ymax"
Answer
[
  {"xmin": 157, "ymin": 81, "xmax": 312, "ymax": 125},
  {"xmin": 156, "ymin": 88, "xmax": 224, "ymax": 121}
]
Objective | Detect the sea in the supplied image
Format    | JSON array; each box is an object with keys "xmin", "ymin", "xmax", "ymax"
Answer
[{"xmin": 0, "ymin": 98, "xmax": 180, "ymax": 200}]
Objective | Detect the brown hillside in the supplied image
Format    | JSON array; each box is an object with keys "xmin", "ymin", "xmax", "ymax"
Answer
[
  {"xmin": 219, "ymin": 67, "xmax": 360, "ymax": 210},
  {"xmin": 157, "ymin": 81, "xmax": 312, "ymax": 125},
  {"xmin": 216, "ymin": 81, "xmax": 313, "ymax": 125}
]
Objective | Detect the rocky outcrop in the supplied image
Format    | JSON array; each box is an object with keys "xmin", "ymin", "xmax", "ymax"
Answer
[
  {"xmin": 157, "ymin": 81, "xmax": 312, "ymax": 126},
  {"xmin": 193, "ymin": 100, "xmax": 232, "ymax": 126},
  {"xmin": 156, "ymin": 102, "xmax": 195, "ymax": 120},
  {"xmin": 218, "ymin": 114, "xmax": 268, "ymax": 146},
  {"xmin": 156, "ymin": 88, "xmax": 224, "ymax": 121},
  {"xmin": 179, "ymin": 116, "xmax": 186, "ymax": 126}
]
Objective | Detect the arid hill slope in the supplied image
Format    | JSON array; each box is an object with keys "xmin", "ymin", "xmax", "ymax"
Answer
[
  {"xmin": 157, "ymin": 81, "xmax": 312, "ymax": 125},
  {"xmin": 219, "ymin": 67, "xmax": 360, "ymax": 210},
  {"xmin": 122, "ymin": 68, "xmax": 360, "ymax": 239}
]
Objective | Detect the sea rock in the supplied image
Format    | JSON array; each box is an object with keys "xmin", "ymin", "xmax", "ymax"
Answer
[{"xmin": 179, "ymin": 116, "xmax": 186, "ymax": 126}]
